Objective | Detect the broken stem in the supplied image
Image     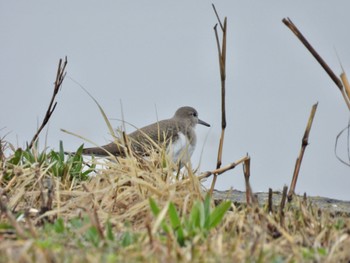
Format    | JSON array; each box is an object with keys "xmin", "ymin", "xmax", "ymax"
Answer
[{"xmin": 288, "ymin": 103, "xmax": 318, "ymax": 200}]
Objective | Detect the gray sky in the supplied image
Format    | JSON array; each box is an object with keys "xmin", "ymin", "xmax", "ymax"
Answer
[{"xmin": 1, "ymin": 1, "xmax": 350, "ymax": 200}]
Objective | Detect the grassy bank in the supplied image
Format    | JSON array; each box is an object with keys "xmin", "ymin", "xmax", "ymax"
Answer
[{"xmin": 0, "ymin": 143, "xmax": 349, "ymax": 262}]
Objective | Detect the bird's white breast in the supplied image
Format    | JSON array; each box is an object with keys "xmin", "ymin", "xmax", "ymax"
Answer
[{"xmin": 167, "ymin": 132, "xmax": 195, "ymax": 164}]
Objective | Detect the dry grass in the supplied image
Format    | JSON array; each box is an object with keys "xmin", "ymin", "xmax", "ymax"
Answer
[
  {"xmin": 1, "ymin": 8, "xmax": 350, "ymax": 263},
  {"xmin": 0, "ymin": 145, "xmax": 350, "ymax": 262}
]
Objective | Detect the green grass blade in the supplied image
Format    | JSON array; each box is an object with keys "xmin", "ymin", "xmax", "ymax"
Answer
[
  {"xmin": 189, "ymin": 201, "xmax": 201, "ymax": 229},
  {"xmin": 168, "ymin": 202, "xmax": 181, "ymax": 228},
  {"xmin": 168, "ymin": 203, "xmax": 185, "ymax": 246},
  {"xmin": 59, "ymin": 140, "xmax": 65, "ymax": 161},
  {"xmin": 209, "ymin": 201, "xmax": 231, "ymax": 229},
  {"xmin": 149, "ymin": 198, "xmax": 161, "ymax": 216},
  {"xmin": 203, "ymin": 194, "xmax": 212, "ymax": 229}
]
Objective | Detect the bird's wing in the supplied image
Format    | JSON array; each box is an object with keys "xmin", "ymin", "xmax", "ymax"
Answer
[
  {"xmin": 129, "ymin": 119, "xmax": 180, "ymax": 147},
  {"xmin": 80, "ymin": 120, "xmax": 181, "ymax": 156},
  {"xmin": 81, "ymin": 141, "xmax": 124, "ymax": 156}
]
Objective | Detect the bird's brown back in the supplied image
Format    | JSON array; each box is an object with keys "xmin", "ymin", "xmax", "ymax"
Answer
[{"xmin": 81, "ymin": 118, "xmax": 183, "ymax": 156}]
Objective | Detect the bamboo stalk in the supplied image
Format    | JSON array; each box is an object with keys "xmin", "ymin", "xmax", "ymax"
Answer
[{"xmin": 288, "ymin": 103, "xmax": 318, "ymax": 201}]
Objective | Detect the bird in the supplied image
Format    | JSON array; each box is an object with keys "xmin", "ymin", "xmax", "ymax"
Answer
[{"xmin": 80, "ymin": 106, "xmax": 210, "ymax": 165}]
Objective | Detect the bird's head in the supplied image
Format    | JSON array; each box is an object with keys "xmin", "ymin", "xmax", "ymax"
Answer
[{"xmin": 174, "ymin": 106, "xmax": 210, "ymax": 128}]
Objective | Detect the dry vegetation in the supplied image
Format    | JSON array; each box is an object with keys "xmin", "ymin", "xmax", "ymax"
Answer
[
  {"xmin": 1, "ymin": 7, "xmax": 350, "ymax": 263},
  {"xmin": 0, "ymin": 143, "xmax": 350, "ymax": 262}
]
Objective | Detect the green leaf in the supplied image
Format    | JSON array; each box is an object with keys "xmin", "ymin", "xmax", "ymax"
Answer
[
  {"xmin": 121, "ymin": 231, "xmax": 135, "ymax": 247},
  {"xmin": 85, "ymin": 226, "xmax": 100, "ymax": 247},
  {"xmin": 9, "ymin": 148, "xmax": 23, "ymax": 165},
  {"xmin": 59, "ymin": 140, "xmax": 65, "ymax": 161},
  {"xmin": 317, "ymin": 247, "xmax": 327, "ymax": 256},
  {"xmin": 22, "ymin": 149, "xmax": 35, "ymax": 163},
  {"xmin": 168, "ymin": 203, "xmax": 185, "ymax": 246},
  {"xmin": 75, "ymin": 144, "xmax": 84, "ymax": 156},
  {"xmin": 149, "ymin": 198, "xmax": 161, "ymax": 216},
  {"xmin": 208, "ymin": 201, "xmax": 231, "ymax": 229},
  {"xmin": 54, "ymin": 218, "xmax": 65, "ymax": 233},
  {"xmin": 203, "ymin": 195, "xmax": 212, "ymax": 229},
  {"xmin": 106, "ymin": 220, "xmax": 114, "ymax": 241},
  {"xmin": 50, "ymin": 151, "xmax": 59, "ymax": 161},
  {"xmin": 69, "ymin": 217, "xmax": 86, "ymax": 229},
  {"xmin": 189, "ymin": 202, "xmax": 201, "ymax": 229},
  {"xmin": 38, "ymin": 151, "xmax": 47, "ymax": 164},
  {"xmin": 168, "ymin": 203, "xmax": 181, "ymax": 228}
]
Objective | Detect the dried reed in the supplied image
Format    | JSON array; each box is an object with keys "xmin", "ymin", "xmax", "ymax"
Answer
[
  {"xmin": 210, "ymin": 4, "xmax": 228, "ymax": 195},
  {"xmin": 288, "ymin": 103, "xmax": 318, "ymax": 201}
]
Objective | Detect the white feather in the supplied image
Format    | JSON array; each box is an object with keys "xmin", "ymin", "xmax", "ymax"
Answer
[{"xmin": 167, "ymin": 132, "xmax": 195, "ymax": 164}]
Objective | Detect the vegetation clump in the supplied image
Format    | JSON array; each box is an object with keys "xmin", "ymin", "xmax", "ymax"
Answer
[{"xmin": 0, "ymin": 142, "xmax": 349, "ymax": 262}]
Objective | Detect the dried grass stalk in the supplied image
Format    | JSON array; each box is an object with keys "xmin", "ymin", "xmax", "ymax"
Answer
[
  {"xmin": 210, "ymin": 5, "xmax": 228, "ymax": 195},
  {"xmin": 288, "ymin": 103, "xmax": 318, "ymax": 200},
  {"xmin": 340, "ymin": 71, "xmax": 350, "ymax": 107},
  {"xmin": 283, "ymin": 18, "xmax": 350, "ymax": 111},
  {"xmin": 29, "ymin": 57, "xmax": 68, "ymax": 149}
]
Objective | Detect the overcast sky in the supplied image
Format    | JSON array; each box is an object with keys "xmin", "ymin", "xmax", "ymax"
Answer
[{"xmin": 1, "ymin": 1, "xmax": 350, "ymax": 200}]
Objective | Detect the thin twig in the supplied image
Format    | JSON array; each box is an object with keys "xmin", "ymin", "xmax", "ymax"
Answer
[
  {"xmin": 334, "ymin": 120, "xmax": 350, "ymax": 167},
  {"xmin": 29, "ymin": 57, "xmax": 68, "ymax": 149},
  {"xmin": 288, "ymin": 103, "xmax": 318, "ymax": 201}
]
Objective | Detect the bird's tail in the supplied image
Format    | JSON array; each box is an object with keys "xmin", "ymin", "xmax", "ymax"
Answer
[{"xmin": 64, "ymin": 141, "xmax": 126, "ymax": 157}]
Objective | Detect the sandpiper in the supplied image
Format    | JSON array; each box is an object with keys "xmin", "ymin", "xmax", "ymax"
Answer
[{"xmin": 81, "ymin": 106, "xmax": 210, "ymax": 165}]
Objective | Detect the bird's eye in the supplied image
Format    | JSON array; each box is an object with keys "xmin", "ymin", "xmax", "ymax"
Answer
[{"xmin": 192, "ymin": 112, "xmax": 198, "ymax": 117}]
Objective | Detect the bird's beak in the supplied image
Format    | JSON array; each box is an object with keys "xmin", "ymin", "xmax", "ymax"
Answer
[{"xmin": 198, "ymin": 118, "xmax": 210, "ymax": 127}]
